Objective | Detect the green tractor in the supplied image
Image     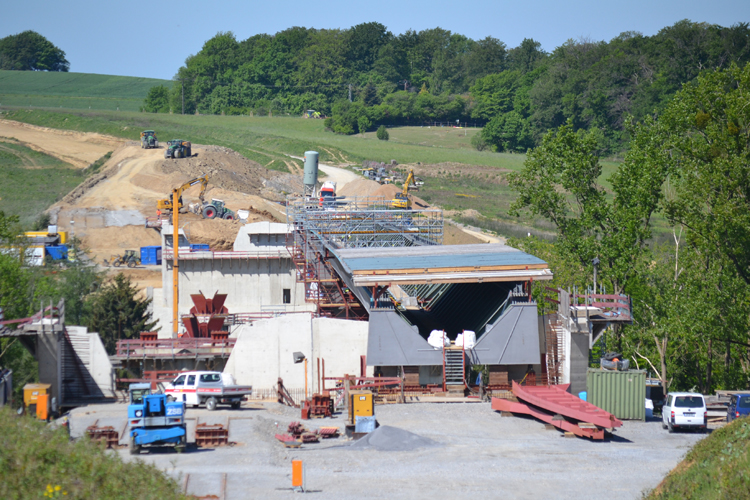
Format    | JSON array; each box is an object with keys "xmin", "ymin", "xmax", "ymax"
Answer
[
  {"xmin": 140, "ymin": 130, "xmax": 158, "ymax": 149},
  {"xmin": 201, "ymin": 199, "xmax": 235, "ymax": 220},
  {"xmin": 164, "ymin": 140, "xmax": 192, "ymax": 159}
]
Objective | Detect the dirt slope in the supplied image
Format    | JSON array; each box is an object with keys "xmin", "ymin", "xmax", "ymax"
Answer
[
  {"xmin": 50, "ymin": 142, "xmax": 287, "ymax": 269},
  {"xmin": 0, "ymin": 119, "xmax": 121, "ymax": 168}
]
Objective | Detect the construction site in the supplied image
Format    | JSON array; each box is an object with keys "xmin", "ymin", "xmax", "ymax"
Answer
[{"xmin": 0, "ymin": 122, "xmax": 716, "ymax": 499}]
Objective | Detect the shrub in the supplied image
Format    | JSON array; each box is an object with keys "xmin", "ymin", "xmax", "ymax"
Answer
[
  {"xmin": 376, "ymin": 125, "xmax": 389, "ymax": 141},
  {"xmin": 471, "ymin": 133, "xmax": 488, "ymax": 151},
  {"xmin": 0, "ymin": 407, "xmax": 189, "ymax": 499}
]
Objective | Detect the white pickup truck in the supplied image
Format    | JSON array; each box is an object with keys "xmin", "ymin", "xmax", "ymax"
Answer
[{"xmin": 164, "ymin": 371, "xmax": 252, "ymax": 411}]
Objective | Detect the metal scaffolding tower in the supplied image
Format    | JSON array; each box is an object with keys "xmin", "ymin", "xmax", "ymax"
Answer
[{"xmin": 286, "ymin": 196, "xmax": 444, "ymax": 318}]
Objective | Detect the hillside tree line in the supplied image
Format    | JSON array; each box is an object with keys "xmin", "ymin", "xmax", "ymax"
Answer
[
  {"xmin": 511, "ymin": 63, "xmax": 750, "ymax": 392},
  {"xmin": 144, "ymin": 20, "xmax": 750, "ymax": 153}
]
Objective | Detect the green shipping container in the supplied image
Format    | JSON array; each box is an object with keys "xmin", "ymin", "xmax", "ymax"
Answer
[{"xmin": 587, "ymin": 369, "xmax": 646, "ymax": 421}]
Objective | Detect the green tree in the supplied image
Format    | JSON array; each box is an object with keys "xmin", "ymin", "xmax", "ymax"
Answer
[
  {"xmin": 481, "ymin": 111, "xmax": 533, "ymax": 152},
  {"xmin": 87, "ymin": 274, "xmax": 155, "ymax": 354},
  {"xmin": 376, "ymin": 125, "xmax": 389, "ymax": 141},
  {"xmin": 0, "ymin": 31, "xmax": 69, "ymax": 71},
  {"xmin": 142, "ymin": 85, "xmax": 171, "ymax": 113},
  {"xmin": 357, "ymin": 115, "xmax": 372, "ymax": 135},
  {"xmin": 508, "ymin": 120, "xmax": 668, "ymax": 297},
  {"xmin": 649, "ymin": 63, "xmax": 750, "ymax": 287}
]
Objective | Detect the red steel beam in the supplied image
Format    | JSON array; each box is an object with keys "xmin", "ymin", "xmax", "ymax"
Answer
[
  {"xmin": 492, "ymin": 397, "xmax": 604, "ymax": 440},
  {"xmin": 511, "ymin": 381, "xmax": 622, "ymax": 429}
]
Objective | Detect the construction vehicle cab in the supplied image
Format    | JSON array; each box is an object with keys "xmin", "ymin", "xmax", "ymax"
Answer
[
  {"xmin": 140, "ymin": 130, "xmax": 158, "ymax": 149},
  {"xmin": 201, "ymin": 199, "xmax": 235, "ymax": 220},
  {"xmin": 128, "ymin": 383, "xmax": 186, "ymax": 455},
  {"xmin": 23, "ymin": 383, "xmax": 53, "ymax": 421},
  {"xmin": 391, "ymin": 170, "xmax": 417, "ymax": 209},
  {"xmin": 157, "ymin": 175, "xmax": 209, "ymax": 215},
  {"xmin": 103, "ymin": 250, "xmax": 140, "ymax": 268},
  {"xmin": 164, "ymin": 140, "xmax": 192, "ymax": 159}
]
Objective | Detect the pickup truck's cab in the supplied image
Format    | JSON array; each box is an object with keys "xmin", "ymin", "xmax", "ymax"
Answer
[
  {"xmin": 662, "ymin": 392, "xmax": 707, "ymax": 433},
  {"xmin": 727, "ymin": 393, "xmax": 750, "ymax": 423},
  {"xmin": 164, "ymin": 371, "xmax": 251, "ymax": 411}
]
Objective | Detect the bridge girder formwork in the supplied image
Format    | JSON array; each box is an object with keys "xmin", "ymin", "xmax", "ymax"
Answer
[{"xmin": 287, "ymin": 196, "xmax": 444, "ymax": 318}]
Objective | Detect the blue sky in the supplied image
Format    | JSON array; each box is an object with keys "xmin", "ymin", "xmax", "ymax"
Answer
[{"xmin": 1, "ymin": 0, "xmax": 749, "ymax": 80}]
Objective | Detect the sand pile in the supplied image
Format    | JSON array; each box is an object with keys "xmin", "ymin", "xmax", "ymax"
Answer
[
  {"xmin": 350, "ymin": 425, "xmax": 437, "ymax": 452},
  {"xmin": 159, "ymin": 145, "xmax": 277, "ymax": 196},
  {"xmin": 338, "ymin": 178, "xmax": 382, "ymax": 197},
  {"xmin": 183, "ymin": 218, "xmax": 240, "ymax": 251}
]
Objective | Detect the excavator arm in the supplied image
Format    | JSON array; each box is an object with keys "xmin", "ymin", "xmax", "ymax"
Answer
[
  {"xmin": 157, "ymin": 174, "xmax": 209, "ymax": 213},
  {"xmin": 391, "ymin": 169, "xmax": 417, "ymax": 209},
  {"xmin": 402, "ymin": 170, "xmax": 416, "ymax": 197}
]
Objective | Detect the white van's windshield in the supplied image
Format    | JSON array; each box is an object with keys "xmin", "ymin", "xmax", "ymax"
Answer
[{"xmin": 674, "ymin": 396, "xmax": 704, "ymax": 408}]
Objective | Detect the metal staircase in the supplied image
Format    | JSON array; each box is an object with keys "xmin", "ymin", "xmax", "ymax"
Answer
[
  {"xmin": 287, "ymin": 226, "xmax": 366, "ymax": 319},
  {"xmin": 443, "ymin": 347, "xmax": 465, "ymax": 392},
  {"xmin": 545, "ymin": 318, "xmax": 565, "ymax": 385}
]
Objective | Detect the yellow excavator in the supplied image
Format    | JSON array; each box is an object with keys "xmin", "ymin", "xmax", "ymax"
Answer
[
  {"xmin": 391, "ymin": 170, "xmax": 417, "ymax": 209},
  {"xmin": 156, "ymin": 175, "xmax": 209, "ymax": 215}
]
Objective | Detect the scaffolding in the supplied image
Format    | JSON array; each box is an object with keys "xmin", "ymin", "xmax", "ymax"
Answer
[{"xmin": 286, "ymin": 196, "xmax": 444, "ymax": 318}]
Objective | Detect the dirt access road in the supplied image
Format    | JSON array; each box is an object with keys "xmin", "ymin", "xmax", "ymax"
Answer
[
  {"xmin": 289, "ymin": 155, "xmax": 359, "ymax": 188},
  {"xmin": 70, "ymin": 402, "xmax": 706, "ymax": 499},
  {"xmin": 0, "ymin": 119, "xmax": 121, "ymax": 168}
]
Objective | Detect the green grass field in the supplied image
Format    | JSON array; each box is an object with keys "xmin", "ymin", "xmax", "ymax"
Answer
[
  {"xmin": 0, "ymin": 139, "xmax": 94, "ymax": 227},
  {"xmin": 0, "ymin": 70, "xmax": 171, "ymax": 112}
]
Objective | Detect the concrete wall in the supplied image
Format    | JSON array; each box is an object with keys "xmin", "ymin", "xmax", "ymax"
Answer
[
  {"xmin": 87, "ymin": 330, "xmax": 115, "ymax": 398},
  {"xmin": 569, "ymin": 332, "xmax": 589, "ymax": 396},
  {"xmin": 224, "ymin": 314, "xmax": 370, "ymax": 393},
  {"xmin": 37, "ymin": 332, "xmax": 61, "ymax": 404},
  {"xmin": 233, "ymin": 222, "xmax": 290, "ymax": 250},
  {"xmin": 155, "ymin": 225, "xmax": 314, "ymax": 337}
]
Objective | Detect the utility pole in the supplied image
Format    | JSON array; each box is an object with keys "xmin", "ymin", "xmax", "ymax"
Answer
[
  {"xmin": 348, "ymin": 84, "xmax": 352, "ymax": 102},
  {"xmin": 181, "ymin": 80, "xmax": 184, "ymax": 115}
]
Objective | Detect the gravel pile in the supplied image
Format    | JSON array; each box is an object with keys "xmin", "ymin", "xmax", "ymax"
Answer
[{"xmin": 350, "ymin": 425, "xmax": 437, "ymax": 452}]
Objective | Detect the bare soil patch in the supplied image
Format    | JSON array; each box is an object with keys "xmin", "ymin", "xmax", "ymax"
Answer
[
  {"xmin": 0, "ymin": 119, "xmax": 121, "ymax": 168},
  {"xmin": 402, "ymin": 161, "xmax": 510, "ymax": 185}
]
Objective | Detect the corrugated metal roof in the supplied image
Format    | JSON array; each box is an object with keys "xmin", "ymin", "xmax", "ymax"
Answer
[{"xmin": 334, "ymin": 243, "xmax": 547, "ymax": 273}]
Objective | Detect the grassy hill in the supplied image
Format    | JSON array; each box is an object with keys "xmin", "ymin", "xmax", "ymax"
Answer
[
  {"xmin": 647, "ymin": 419, "xmax": 750, "ymax": 499},
  {"xmin": 0, "ymin": 138, "xmax": 95, "ymax": 227},
  {"xmin": 0, "ymin": 107, "xmax": 655, "ymax": 240},
  {"xmin": 0, "ymin": 70, "xmax": 171, "ymax": 112}
]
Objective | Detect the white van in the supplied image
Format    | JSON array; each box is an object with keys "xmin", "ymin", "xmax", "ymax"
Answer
[{"xmin": 662, "ymin": 392, "xmax": 707, "ymax": 433}]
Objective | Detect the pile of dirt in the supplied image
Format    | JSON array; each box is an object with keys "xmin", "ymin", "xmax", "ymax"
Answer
[
  {"xmin": 262, "ymin": 172, "xmax": 304, "ymax": 201},
  {"xmin": 183, "ymin": 218, "xmax": 240, "ymax": 251},
  {"xmin": 338, "ymin": 178, "xmax": 382, "ymax": 197},
  {"xmin": 372, "ymin": 184, "xmax": 430, "ymax": 208},
  {"xmin": 349, "ymin": 426, "xmax": 437, "ymax": 452},
  {"xmin": 159, "ymin": 145, "xmax": 279, "ymax": 196}
]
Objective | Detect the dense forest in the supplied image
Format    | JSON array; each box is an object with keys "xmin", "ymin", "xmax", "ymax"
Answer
[{"xmin": 146, "ymin": 20, "xmax": 750, "ymax": 152}]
